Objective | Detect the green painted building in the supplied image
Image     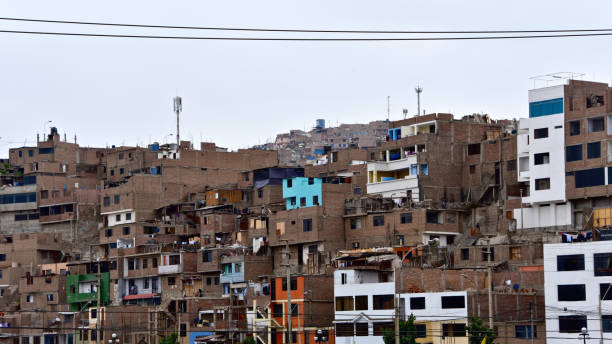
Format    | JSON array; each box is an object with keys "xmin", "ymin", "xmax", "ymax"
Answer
[{"xmin": 66, "ymin": 272, "xmax": 110, "ymax": 311}]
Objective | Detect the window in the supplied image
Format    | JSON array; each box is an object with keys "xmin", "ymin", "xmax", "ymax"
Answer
[
  {"xmin": 303, "ymin": 219, "xmax": 312, "ymax": 232},
  {"xmin": 47, "ymin": 294, "xmax": 54, "ymax": 301},
  {"xmin": 515, "ymin": 325, "xmax": 536, "ymax": 339},
  {"xmin": 110, "ymin": 169, "xmax": 114, "ymax": 176},
  {"xmin": 290, "ymin": 303, "xmax": 299, "ymax": 316},
  {"xmin": 558, "ymin": 315, "xmax": 587, "ymax": 333},
  {"xmin": 373, "ymin": 295, "xmax": 394, "ymax": 310},
  {"xmin": 426, "ymin": 211, "xmax": 442, "ymax": 224},
  {"xmin": 114, "ymin": 195, "xmax": 120, "ymax": 204},
  {"xmin": 570, "ymin": 120, "xmax": 581, "ymax": 136},
  {"xmin": 300, "ymin": 197, "xmax": 306, "ymax": 207},
  {"xmin": 441, "ymin": 296, "xmax": 465, "ymax": 309},
  {"xmin": 152, "ymin": 258, "xmax": 158, "ymax": 268},
  {"xmin": 258, "ymin": 189, "xmax": 263, "ymax": 198},
  {"xmin": 410, "ymin": 297, "xmax": 425, "ymax": 310},
  {"xmin": 105, "ymin": 229, "xmax": 113, "ymax": 237},
  {"xmin": 119, "ymin": 168, "xmax": 124, "ymax": 175},
  {"xmin": 414, "ymin": 324, "xmax": 427, "ymax": 338},
  {"xmin": 373, "ymin": 322, "xmax": 394, "ymax": 336},
  {"xmin": 169, "ymin": 255, "xmax": 180, "ymax": 265},
  {"xmin": 506, "ymin": 160, "xmax": 516, "ymax": 171},
  {"xmin": 557, "ymin": 254, "xmax": 584, "ymax": 271},
  {"xmin": 127, "ymin": 258, "xmax": 138, "ymax": 270},
  {"xmin": 313, "ymin": 195, "xmax": 319, "ymax": 205},
  {"xmin": 336, "ymin": 323, "xmax": 354, "ymax": 337},
  {"xmin": 103, "ymin": 197, "xmax": 110, "ymax": 207},
  {"xmin": 168, "ymin": 277, "xmax": 176, "ymax": 286},
  {"xmin": 400, "ymin": 213, "xmax": 412, "ymax": 224},
  {"xmin": 202, "ymin": 250, "xmax": 212, "ymax": 263},
  {"xmin": 125, "ymin": 213, "xmax": 132, "ymax": 221},
  {"xmin": 442, "ymin": 323, "xmax": 466, "ymax": 337},
  {"xmin": 353, "ymin": 187, "xmax": 362, "ymax": 195},
  {"xmin": 335, "ymin": 296, "xmax": 354, "ymax": 311},
  {"xmin": 234, "ymin": 263, "xmax": 242, "ymax": 273},
  {"xmin": 594, "ymin": 253, "xmax": 612, "ymax": 276},
  {"xmin": 214, "ymin": 277, "xmax": 219, "ymax": 285},
  {"xmin": 115, "ymin": 214, "xmax": 121, "ymax": 222},
  {"xmin": 510, "ymin": 246, "xmax": 522, "ymax": 260},
  {"xmin": 355, "ymin": 295, "xmax": 368, "ymax": 310},
  {"xmin": 469, "ymin": 165, "xmax": 476, "ymax": 174},
  {"xmin": 350, "ymin": 218, "xmax": 362, "ymax": 229},
  {"xmin": 468, "ymin": 143, "xmax": 481, "ymax": 155},
  {"xmin": 288, "ymin": 197, "xmax": 296, "ymax": 206},
  {"xmin": 575, "ymin": 168, "xmax": 605, "ymax": 188},
  {"xmin": 272, "ymin": 304, "xmax": 283, "ymax": 317},
  {"xmin": 355, "ymin": 323, "xmax": 368, "ymax": 336},
  {"xmin": 535, "ymin": 178, "xmax": 550, "ymax": 190},
  {"xmin": 587, "ymin": 141, "xmax": 601, "ymax": 159},
  {"xmin": 461, "ymin": 248, "xmax": 470, "ymax": 260},
  {"xmin": 534, "ymin": 152, "xmax": 550, "ymax": 165},
  {"xmin": 600, "ymin": 284, "xmax": 612, "ymax": 300},
  {"xmin": 557, "ymin": 284, "xmax": 586, "ymax": 301},
  {"xmin": 287, "ymin": 179, "xmax": 292, "ymax": 188},
  {"xmin": 38, "ymin": 147, "xmax": 54, "ymax": 154},
  {"xmin": 420, "ymin": 164, "xmax": 428, "ymax": 175},
  {"xmin": 373, "ymin": 216, "xmax": 385, "ymax": 227},
  {"xmin": 480, "ymin": 247, "xmax": 494, "ymax": 261},
  {"xmin": 534, "ymin": 128, "xmax": 548, "ymax": 139},
  {"xmin": 603, "ymin": 315, "xmax": 612, "ymax": 333},
  {"xmin": 18, "ymin": 151, "xmax": 22, "ymax": 157},
  {"xmin": 26, "ymin": 295, "xmax": 34, "ymax": 303},
  {"xmin": 308, "ymin": 177, "xmax": 314, "ymax": 185},
  {"xmin": 0, "ymin": 254, "xmax": 5, "ymax": 261},
  {"xmin": 122, "ymin": 226, "xmax": 130, "ymax": 235},
  {"xmin": 588, "ymin": 117, "xmax": 605, "ymax": 132},
  {"xmin": 566, "ymin": 144, "xmax": 583, "ymax": 162}
]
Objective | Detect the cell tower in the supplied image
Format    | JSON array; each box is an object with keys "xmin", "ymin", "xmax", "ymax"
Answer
[
  {"xmin": 415, "ymin": 85, "xmax": 423, "ymax": 116},
  {"xmin": 173, "ymin": 96, "xmax": 182, "ymax": 147}
]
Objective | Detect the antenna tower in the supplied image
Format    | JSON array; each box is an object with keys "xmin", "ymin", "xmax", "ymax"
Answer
[
  {"xmin": 173, "ymin": 96, "xmax": 182, "ymax": 147},
  {"xmin": 415, "ymin": 85, "xmax": 423, "ymax": 116}
]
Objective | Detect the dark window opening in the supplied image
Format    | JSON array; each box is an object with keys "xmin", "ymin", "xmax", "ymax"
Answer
[
  {"xmin": 535, "ymin": 178, "xmax": 550, "ymax": 190},
  {"xmin": 534, "ymin": 152, "xmax": 550, "ymax": 165},
  {"xmin": 566, "ymin": 144, "xmax": 583, "ymax": 162},
  {"xmin": 558, "ymin": 315, "xmax": 587, "ymax": 333},
  {"xmin": 373, "ymin": 216, "xmax": 385, "ymax": 227},
  {"xmin": 587, "ymin": 141, "xmax": 601, "ymax": 159},
  {"xmin": 557, "ymin": 284, "xmax": 586, "ymax": 301},
  {"xmin": 410, "ymin": 297, "xmax": 425, "ymax": 310},
  {"xmin": 569, "ymin": 120, "xmax": 581, "ymax": 136},
  {"xmin": 594, "ymin": 253, "xmax": 612, "ymax": 276},
  {"xmin": 467, "ymin": 144, "xmax": 480, "ymax": 155},
  {"xmin": 534, "ymin": 128, "xmax": 549, "ymax": 139},
  {"xmin": 441, "ymin": 296, "xmax": 465, "ymax": 309}
]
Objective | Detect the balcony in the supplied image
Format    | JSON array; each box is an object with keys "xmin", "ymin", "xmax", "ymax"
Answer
[
  {"xmin": 158, "ymin": 264, "xmax": 181, "ymax": 274},
  {"xmin": 39, "ymin": 212, "xmax": 75, "ymax": 224},
  {"xmin": 366, "ymin": 177, "xmax": 419, "ymax": 198},
  {"xmin": 369, "ymin": 155, "xmax": 417, "ymax": 172}
]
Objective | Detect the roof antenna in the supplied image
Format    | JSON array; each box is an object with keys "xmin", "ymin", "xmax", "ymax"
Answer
[
  {"xmin": 173, "ymin": 96, "xmax": 182, "ymax": 148},
  {"xmin": 415, "ymin": 85, "xmax": 423, "ymax": 116},
  {"xmin": 387, "ymin": 96, "xmax": 390, "ymax": 120}
]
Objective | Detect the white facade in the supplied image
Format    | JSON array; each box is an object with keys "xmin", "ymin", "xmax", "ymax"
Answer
[
  {"xmin": 544, "ymin": 241, "xmax": 612, "ymax": 343},
  {"xmin": 367, "ymin": 154, "xmax": 420, "ymax": 201},
  {"xmin": 401, "ymin": 291, "xmax": 467, "ymax": 321},
  {"xmin": 516, "ymin": 85, "xmax": 572, "ymax": 229},
  {"xmin": 334, "ymin": 269, "xmax": 396, "ymax": 344},
  {"xmin": 103, "ymin": 209, "xmax": 136, "ymax": 227}
]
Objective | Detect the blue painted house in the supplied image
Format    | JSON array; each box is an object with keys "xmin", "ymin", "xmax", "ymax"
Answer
[{"xmin": 282, "ymin": 177, "xmax": 323, "ymax": 210}]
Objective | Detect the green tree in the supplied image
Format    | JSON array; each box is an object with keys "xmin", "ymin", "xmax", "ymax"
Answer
[
  {"xmin": 467, "ymin": 317, "xmax": 496, "ymax": 344},
  {"xmin": 160, "ymin": 333, "xmax": 178, "ymax": 344},
  {"xmin": 241, "ymin": 337, "xmax": 256, "ymax": 344},
  {"xmin": 382, "ymin": 314, "xmax": 418, "ymax": 344}
]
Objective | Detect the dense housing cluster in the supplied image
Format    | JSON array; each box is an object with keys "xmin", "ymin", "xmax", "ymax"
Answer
[{"xmin": 1, "ymin": 79, "xmax": 611, "ymax": 344}]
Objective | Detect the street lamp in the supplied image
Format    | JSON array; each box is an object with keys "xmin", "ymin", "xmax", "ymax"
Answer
[
  {"xmin": 314, "ymin": 329, "xmax": 328, "ymax": 343},
  {"xmin": 579, "ymin": 327, "xmax": 589, "ymax": 344},
  {"xmin": 108, "ymin": 332, "xmax": 120, "ymax": 344}
]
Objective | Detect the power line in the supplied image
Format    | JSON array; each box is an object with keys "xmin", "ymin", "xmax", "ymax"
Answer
[
  {"xmin": 2, "ymin": 29, "xmax": 612, "ymax": 41},
  {"xmin": 2, "ymin": 17, "xmax": 612, "ymax": 35}
]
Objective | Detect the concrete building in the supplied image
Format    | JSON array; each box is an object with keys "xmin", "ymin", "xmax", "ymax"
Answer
[
  {"xmin": 515, "ymin": 84, "xmax": 572, "ymax": 230},
  {"xmin": 544, "ymin": 241, "xmax": 612, "ymax": 343}
]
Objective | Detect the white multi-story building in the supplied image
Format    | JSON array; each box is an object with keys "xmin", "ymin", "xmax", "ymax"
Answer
[
  {"xmin": 401, "ymin": 291, "xmax": 469, "ymax": 344},
  {"xmin": 544, "ymin": 241, "xmax": 612, "ymax": 343},
  {"xmin": 515, "ymin": 84, "xmax": 572, "ymax": 230},
  {"xmin": 334, "ymin": 268, "xmax": 397, "ymax": 344},
  {"xmin": 367, "ymin": 146, "xmax": 427, "ymax": 201}
]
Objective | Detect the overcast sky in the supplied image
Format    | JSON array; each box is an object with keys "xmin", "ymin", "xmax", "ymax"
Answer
[{"xmin": 2, "ymin": 0, "xmax": 612, "ymax": 157}]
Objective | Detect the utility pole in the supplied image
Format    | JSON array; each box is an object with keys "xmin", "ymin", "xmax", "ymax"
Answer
[
  {"xmin": 281, "ymin": 240, "xmax": 292, "ymax": 344},
  {"xmin": 173, "ymin": 96, "xmax": 182, "ymax": 147},
  {"xmin": 487, "ymin": 238, "xmax": 493, "ymax": 329},
  {"xmin": 96, "ymin": 257, "xmax": 101, "ymax": 344},
  {"xmin": 600, "ymin": 284, "xmax": 612, "ymax": 344},
  {"xmin": 529, "ymin": 302, "xmax": 534, "ymax": 344}
]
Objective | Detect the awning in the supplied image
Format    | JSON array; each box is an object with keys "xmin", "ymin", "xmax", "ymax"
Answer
[{"xmin": 122, "ymin": 293, "xmax": 160, "ymax": 300}]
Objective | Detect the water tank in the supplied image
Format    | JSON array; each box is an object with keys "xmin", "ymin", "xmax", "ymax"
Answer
[{"xmin": 315, "ymin": 119, "xmax": 325, "ymax": 129}]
